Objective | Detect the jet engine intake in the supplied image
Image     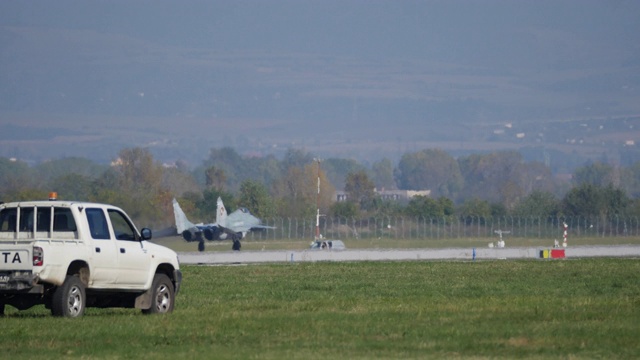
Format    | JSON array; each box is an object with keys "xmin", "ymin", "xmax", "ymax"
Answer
[
  {"xmin": 182, "ymin": 229, "xmax": 201, "ymax": 242},
  {"xmin": 203, "ymin": 226, "xmax": 221, "ymax": 241}
]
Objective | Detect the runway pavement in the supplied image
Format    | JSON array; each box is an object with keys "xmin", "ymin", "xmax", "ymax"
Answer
[{"xmin": 178, "ymin": 245, "xmax": 640, "ymax": 265}]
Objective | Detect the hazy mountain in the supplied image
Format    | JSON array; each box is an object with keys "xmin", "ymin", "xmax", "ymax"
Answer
[{"xmin": 0, "ymin": 1, "xmax": 638, "ymax": 167}]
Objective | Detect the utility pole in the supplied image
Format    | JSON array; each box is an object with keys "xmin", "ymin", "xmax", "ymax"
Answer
[{"xmin": 314, "ymin": 158, "xmax": 322, "ymax": 241}]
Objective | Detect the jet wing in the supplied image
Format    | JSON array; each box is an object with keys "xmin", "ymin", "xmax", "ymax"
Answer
[{"xmin": 224, "ymin": 220, "xmax": 276, "ymax": 233}]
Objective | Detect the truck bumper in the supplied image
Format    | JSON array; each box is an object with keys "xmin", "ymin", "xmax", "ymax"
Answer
[
  {"xmin": 174, "ymin": 269, "xmax": 183, "ymax": 294},
  {"xmin": 0, "ymin": 271, "xmax": 40, "ymax": 292}
]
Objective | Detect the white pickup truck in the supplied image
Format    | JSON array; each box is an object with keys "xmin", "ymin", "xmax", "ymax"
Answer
[{"xmin": 0, "ymin": 197, "xmax": 182, "ymax": 317}]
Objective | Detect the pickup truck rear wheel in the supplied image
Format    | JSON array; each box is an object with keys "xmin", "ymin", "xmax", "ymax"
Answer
[
  {"xmin": 142, "ymin": 274, "xmax": 175, "ymax": 315},
  {"xmin": 51, "ymin": 275, "xmax": 86, "ymax": 318}
]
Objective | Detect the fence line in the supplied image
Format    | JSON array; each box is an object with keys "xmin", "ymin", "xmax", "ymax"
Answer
[{"xmin": 247, "ymin": 215, "xmax": 640, "ymax": 241}]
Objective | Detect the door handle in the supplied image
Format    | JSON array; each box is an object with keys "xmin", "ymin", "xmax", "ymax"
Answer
[
  {"xmin": 95, "ymin": 247, "xmax": 101, "ymax": 253},
  {"xmin": 120, "ymin": 248, "xmax": 125, "ymax": 254}
]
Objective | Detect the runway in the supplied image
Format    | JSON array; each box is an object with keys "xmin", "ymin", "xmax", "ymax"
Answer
[{"xmin": 178, "ymin": 245, "xmax": 640, "ymax": 265}]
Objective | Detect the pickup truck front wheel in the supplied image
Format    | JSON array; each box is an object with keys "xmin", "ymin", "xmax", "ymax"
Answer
[
  {"xmin": 143, "ymin": 274, "xmax": 175, "ymax": 315},
  {"xmin": 51, "ymin": 275, "xmax": 86, "ymax": 318}
]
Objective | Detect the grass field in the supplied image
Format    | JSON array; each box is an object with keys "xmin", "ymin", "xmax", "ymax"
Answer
[{"xmin": 2, "ymin": 259, "xmax": 639, "ymax": 359}]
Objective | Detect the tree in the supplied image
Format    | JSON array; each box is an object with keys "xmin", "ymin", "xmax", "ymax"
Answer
[
  {"xmin": 197, "ymin": 147, "xmax": 244, "ymax": 191},
  {"xmin": 405, "ymin": 195, "xmax": 442, "ymax": 218},
  {"xmin": 620, "ymin": 161, "xmax": 640, "ymax": 198},
  {"xmin": 161, "ymin": 166, "xmax": 200, "ymax": 197},
  {"xmin": 457, "ymin": 198, "xmax": 492, "ymax": 219},
  {"xmin": 50, "ymin": 174, "xmax": 95, "ymax": 201},
  {"xmin": 238, "ymin": 179, "xmax": 274, "ymax": 219},
  {"xmin": 602, "ymin": 185, "xmax": 629, "ymax": 216},
  {"xmin": 512, "ymin": 191, "xmax": 559, "ymax": 219},
  {"xmin": 110, "ymin": 148, "xmax": 169, "ymax": 228},
  {"xmin": 404, "ymin": 195, "xmax": 455, "ymax": 219},
  {"xmin": 560, "ymin": 184, "xmax": 629, "ymax": 218},
  {"xmin": 438, "ymin": 197, "xmax": 455, "ymax": 216},
  {"xmin": 0, "ymin": 157, "xmax": 35, "ymax": 201},
  {"xmin": 344, "ymin": 170, "xmax": 376, "ymax": 211},
  {"xmin": 561, "ymin": 184, "xmax": 602, "ymax": 217},
  {"xmin": 281, "ymin": 148, "xmax": 315, "ymax": 170},
  {"xmin": 371, "ymin": 158, "xmax": 396, "ymax": 190},
  {"xmin": 175, "ymin": 192, "xmax": 201, "ymax": 222},
  {"xmin": 370, "ymin": 199, "xmax": 404, "ymax": 218},
  {"xmin": 271, "ymin": 163, "xmax": 335, "ymax": 218},
  {"xmin": 205, "ymin": 166, "xmax": 227, "ymax": 189},
  {"xmin": 12, "ymin": 189, "xmax": 50, "ymax": 202},
  {"xmin": 272, "ymin": 166, "xmax": 309, "ymax": 217},
  {"xmin": 196, "ymin": 147, "xmax": 287, "ymax": 192},
  {"xmin": 490, "ymin": 203, "xmax": 508, "ymax": 217},
  {"xmin": 34, "ymin": 157, "xmax": 107, "ymax": 185},
  {"xmin": 197, "ymin": 188, "xmax": 235, "ymax": 221},
  {"xmin": 519, "ymin": 161, "xmax": 558, "ymax": 195},
  {"xmin": 116, "ymin": 147, "xmax": 162, "ymax": 193},
  {"xmin": 330, "ymin": 201, "xmax": 358, "ymax": 218},
  {"xmin": 250, "ymin": 154, "xmax": 281, "ymax": 189},
  {"xmin": 628, "ymin": 198, "xmax": 640, "ymax": 218},
  {"xmin": 322, "ymin": 158, "xmax": 367, "ymax": 192},
  {"xmin": 397, "ymin": 149, "xmax": 462, "ymax": 198},
  {"xmin": 573, "ymin": 162, "xmax": 616, "ymax": 187},
  {"xmin": 458, "ymin": 151, "xmax": 529, "ymax": 208}
]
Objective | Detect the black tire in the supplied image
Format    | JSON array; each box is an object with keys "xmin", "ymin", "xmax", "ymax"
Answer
[
  {"xmin": 232, "ymin": 239, "xmax": 241, "ymax": 251},
  {"xmin": 142, "ymin": 274, "xmax": 175, "ymax": 315},
  {"xmin": 51, "ymin": 275, "xmax": 86, "ymax": 318},
  {"xmin": 198, "ymin": 240, "xmax": 205, "ymax": 252}
]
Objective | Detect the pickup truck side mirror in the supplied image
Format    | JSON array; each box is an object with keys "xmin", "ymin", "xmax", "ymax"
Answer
[{"xmin": 140, "ymin": 228, "xmax": 152, "ymax": 240}]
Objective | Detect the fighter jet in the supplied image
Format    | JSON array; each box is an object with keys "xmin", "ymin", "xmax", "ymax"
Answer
[{"xmin": 172, "ymin": 197, "xmax": 274, "ymax": 251}]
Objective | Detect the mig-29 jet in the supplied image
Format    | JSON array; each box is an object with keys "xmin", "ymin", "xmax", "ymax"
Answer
[{"xmin": 172, "ymin": 197, "xmax": 274, "ymax": 251}]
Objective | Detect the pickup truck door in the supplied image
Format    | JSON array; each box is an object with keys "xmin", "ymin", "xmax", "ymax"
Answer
[
  {"xmin": 85, "ymin": 208, "xmax": 118, "ymax": 286},
  {"xmin": 107, "ymin": 209, "xmax": 151, "ymax": 288}
]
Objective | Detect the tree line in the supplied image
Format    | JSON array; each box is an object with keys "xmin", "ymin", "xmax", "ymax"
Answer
[{"xmin": 0, "ymin": 146, "xmax": 639, "ymax": 231}]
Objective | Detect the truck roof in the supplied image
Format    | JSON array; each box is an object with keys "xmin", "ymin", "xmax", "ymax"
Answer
[{"xmin": 1, "ymin": 200, "xmax": 122, "ymax": 210}]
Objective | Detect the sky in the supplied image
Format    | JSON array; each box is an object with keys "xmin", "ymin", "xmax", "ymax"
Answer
[{"xmin": 0, "ymin": 0, "xmax": 639, "ymax": 165}]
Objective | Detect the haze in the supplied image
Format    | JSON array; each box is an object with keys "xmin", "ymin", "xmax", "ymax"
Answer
[{"xmin": 1, "ymin": 0, "xmax": 639, "ymax": 168}]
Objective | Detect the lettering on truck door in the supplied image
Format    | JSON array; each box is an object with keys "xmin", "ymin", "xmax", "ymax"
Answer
[
  {"xmin": 107, "ymin": 209, "xmax": 150, "ymax": 287},
  {"xmin": 86, "ymin": 208, "xmax": 118, "ymax": 286}
]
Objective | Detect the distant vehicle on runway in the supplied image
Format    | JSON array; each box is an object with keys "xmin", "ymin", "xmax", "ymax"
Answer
[
  {"xmin": 173, "ymin": 197, "xmax": 275, "ymax": 252},
  {"xmin": 309, "ymin": 240, "xmax": 346, "ymax": 250}
]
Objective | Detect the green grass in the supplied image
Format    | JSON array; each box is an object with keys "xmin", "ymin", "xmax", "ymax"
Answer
[{"xmin": 2, "ymin": 259, "xmax": 640, "ymax": 359}]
